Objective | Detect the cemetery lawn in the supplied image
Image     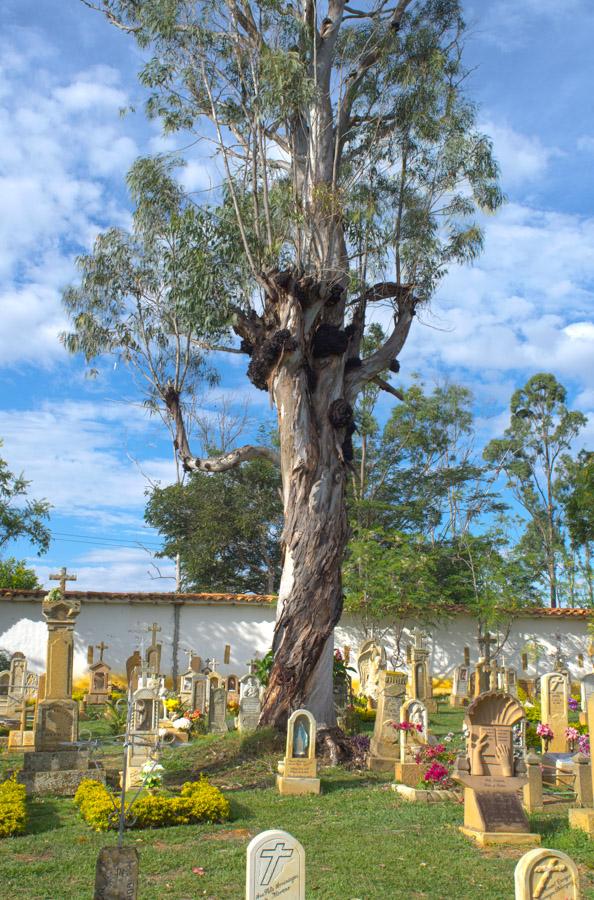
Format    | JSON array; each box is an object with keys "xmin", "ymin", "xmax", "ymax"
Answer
[{"xmin": 0, "ymin": 708, "xmax": 592, "ymax": 899}]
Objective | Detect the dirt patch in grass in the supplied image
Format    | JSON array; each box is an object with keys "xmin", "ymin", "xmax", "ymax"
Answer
[{"xmin": 201, "ymin": 828, "xmax": 254, "ymax": 842}]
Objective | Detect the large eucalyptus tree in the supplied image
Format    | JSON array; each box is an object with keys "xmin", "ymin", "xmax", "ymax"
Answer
[{"xmin": 73, "ymin": 0, "xmax": 501, "ymax": 731}]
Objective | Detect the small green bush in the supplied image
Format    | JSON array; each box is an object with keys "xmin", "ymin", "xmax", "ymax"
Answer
[
  {"xmin": 75, "ymin": 776, "xmax": 230, "ymax": 832},
  {"xmin": 0, "ymin": 774, "xmax": 27, "ymax": 838}
]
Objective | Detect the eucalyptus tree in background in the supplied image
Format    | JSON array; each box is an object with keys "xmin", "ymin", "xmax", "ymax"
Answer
[
  {"xmin": 74, "ymin": 0, "xmax": 502, "ymax": 732},
  {"xmin": 484, "ymin": 373, "xmax": 587, "ymax": 609},
  {"xmin": 0, "ymin": 441, "xmax": 50, "ymax": 558},
  {"xmin": 557, "ymin": 450, "xmax": 594, "ymax": 605}
]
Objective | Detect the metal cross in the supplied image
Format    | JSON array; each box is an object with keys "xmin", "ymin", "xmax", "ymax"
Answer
[
  {"xmin": 147, "ymin": 623, "xmax": 161, "ymax": 647},
  {"xmin": 49, "ymin": 566, "xmax": 77, "ymax": 593},
  {"xmin": 259, "ymin": 842, "xmax": 294, "ymax": 886},
  {"xmin": 96, "ymin": 641, "xmax": 109, "ymax": 662}
]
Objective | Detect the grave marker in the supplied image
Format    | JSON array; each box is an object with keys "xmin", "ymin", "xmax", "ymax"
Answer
[
  {"xmin": 208, "ymin": 684, "xmax": 228, "ymax": 734},
  {"xmin": 238, "ymin": 673, "xmax": 261, "ymax": 732},
  {"xmin": 394, "ymin": 697, "xmax": 429, "ymax": 787},
  {"xmin": 357, "ymin": 640, "xmax": 386, "ymax": 703},
  {"xmin": 407, "ymin": 629, "xmax": 437, "ymax": 713},
  {"xmin": 367, "ymin": 670, "xmax": 407, "ymax": 771},
  {"xmin": 450, "ymin": 665, "xmax": 470, "ymax": 707},
  {"xmin": 277, "ymin": 709, "xmax": 320, "ymax": 795},
  {"xmin": 94, "ymin": 846, "xmax": 139, "ymax": 900},
  {"xmin": 541, "ymin": 672, "xmax": 569, "ymax": 753},
  {"xmin": 454, "ymin": 690, "xmax": 539, "ymax": 847},
  {"xmin": 514, "ymin": 847, "xmax": 580, "ymax": 900},
  {"xmin": 246, "ymin": 830, "xmax": 305, "ymax": 900}
]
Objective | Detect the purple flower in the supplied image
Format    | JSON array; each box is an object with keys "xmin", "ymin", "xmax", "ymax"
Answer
[{"xmin": 568, "ymin": 697, "xmax": 579, "ymax": 712}]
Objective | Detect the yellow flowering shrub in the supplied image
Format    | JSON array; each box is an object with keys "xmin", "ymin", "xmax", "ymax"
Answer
[
  {"xmin": 75, "ymin": 776, "xmax": 230, "ymax": 831},
  {"xmin": 0, "ymin": 775, "xmax": 27, "ymax": 838}
]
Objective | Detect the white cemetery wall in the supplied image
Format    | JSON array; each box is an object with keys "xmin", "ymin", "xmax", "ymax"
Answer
[{"xmin": 0, "ymin": 590, "xmax": 590, "ymax": 687}]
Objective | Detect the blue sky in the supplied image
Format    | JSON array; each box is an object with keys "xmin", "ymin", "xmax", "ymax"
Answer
[{"xmin": 1, "ymin": 0, "xmax": 593, "ymax": 591}]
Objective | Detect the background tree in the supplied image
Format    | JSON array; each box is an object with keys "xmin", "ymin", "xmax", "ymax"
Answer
[
  {"xmin": 0, "ymin": 558, "xmax": 41, "ymax": 590},
  {"xmin": 484, "ymin": 373, "xmax": 586, "ymax": 608},
  {"xmin": 146, "ymin": 457, "xmax": 282, "ymax": 593},
  {"xmin": 557, "ymin": 450, "xmax": 594, "ymax": 605},
  {"xmin": 0, "ymin": 441, "xmax": 50, "ymax": 558},
  {"xmin": 74, "ymin": 0, "xmax": 502, "ymax": 731}
]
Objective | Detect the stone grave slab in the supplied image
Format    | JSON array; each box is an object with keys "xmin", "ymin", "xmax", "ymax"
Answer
[
  {"xmin": 246, "ymin": 829, "xmax": 305, "ymax": 900},
  {"xmin": 94, "ymin": 846, "xmax": 139, "ymax": 900}
]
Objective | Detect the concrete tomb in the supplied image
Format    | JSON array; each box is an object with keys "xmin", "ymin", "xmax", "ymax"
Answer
[
  {"xmin": 85, "ymin": 642, "xmax": 112, "ymax": 706},
  {"xmin": 124, "ymin": 680, "xmax": 160, "ymax": 791},
  {"xmin": 277, "ymin": 709, "xmax": 320, "ymax": 795},
  {"xmin": 208, "ymin": 683, "xmax": 228, "ymax": 734},
  {"xmin": 407, "ymin": 629, "xmax": 437, "ymax": 713},
  {"xmin": 450, "ymin": 665, "xmax": 470, "ymax": 708},
  {"xmin": 367, "ymin": 670, "xmax": 408, "ymax": 772},
  {"xmin": 514, "ymin": 847, "xmax": 580, "ymax": 900},
  {"xmin": 246, "ymin": 829, "xmax": 305, "ymax": 900},
  {"xmin": 454, "ymin": 690, "xmax": 539, "ymax": 847}
]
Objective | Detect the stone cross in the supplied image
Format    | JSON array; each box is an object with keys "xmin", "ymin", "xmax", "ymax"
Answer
[
  {"xmin": 413, "ymin": 628, "xmax": 426, "ymax": 650},
  {"xmin": 206, "ymin": 656, "xmax": 218, "ymax": 672},
  {"xmin": 148, "ymin": 623, "xmax": 161, "ymax": 646},
  {"xmin": 185, "ymin": 648, "xmax": 194, "ymax": 669},
  {"xmin": 247, "ymin": 658, "xmax": 259, "ymax": 675},
  {"xmin": 478, "ymin": 631, "xmax": 497, "ymax": 663},
  {"xmin": 50, "ymin": 567, "xmax": 77, "ymax": 593},
  {"xmin": 96, "ymin": 642, "xmax": 108, "ymax": 662}
]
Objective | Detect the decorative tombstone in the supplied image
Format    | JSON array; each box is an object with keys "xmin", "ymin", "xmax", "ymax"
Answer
[
  {"xmin": 407, "ymin": 630, "xmax": 437, "ymax": 713},
  {"xmin": 514, "ymin": 847, "xmax": 580, "ymax": 900},
  {"xmin": 208, "ymin": 670, "xmax": 222, "ymax": 690},
  {"xmin": 125, "ymin": 684, "xmax": 160, "ymax": 790},
  {"xmin": 246, "ymin": 830, "xmax": 305, "ymax": 900},
  {"xmin": 94, "ymin": 847, "xmax": 139, "ymax": 900},
  {"xmin": 503, "ymin": 667, "xmax": 518, "ymax": 698},
  {"xmin": 541, "ymin": 672, "xmax": 570, "ymax": 753},
  {"xmin": 357, "ymin": 640, "xmax": 386, "ymax": 704},
  {"xmin": 191, "ymin": 673, "xmax": 208, "ymax": 715},
  {"xmin": 453, "ymin": 691, "xmax": 539, "ymax": 847},
  {"xmin": 179, "ymin": 669, "xmax": 194, "ymax": 707},
  {"xmin": 86, "ymin": 662, "xmax": 111, "ymax": 706},
  {"xmin": 208, "ymin": 684, "xmax": 228, "ymax": 734},
  {"xmin": 367, "ymin": 670, "xmax": 408, "ymax": 772},
  {"xmin": 0, "ymin": 671, "xmax": 9, "ymax": 711},
  {"xmin": 34, "ymin": 591, "xmax": 80, "ymax": 751},
  {"xmin": 6, "ymin": 652, "xmax": 27, "ymax": 716},
  {"xmin": 568, "ymin": 693, "xmax": 594, "ymax": 837},
  {"xmin": 394, "ymin": 698, "xmax": 429, "ymax": 787},
  {"xmin": 451, "ymin": 665, "xmax": 470, "ymax": 708},
  {"xmin": 126, "ymin": 650, "xmax": 142, "ymax": 693},
  {"xmin": 277, "ymin": 709, "xmax": 320, "ymax": 795},
  {"xmin": 238, "ymin": 673, "xmax": 261, "ymax": 732}
]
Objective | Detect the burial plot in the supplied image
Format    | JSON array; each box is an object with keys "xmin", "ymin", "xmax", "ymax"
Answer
[
  {"xmin": 367, "ymin": 670, "xmax": 407, "ymax": 772},
  {"xmin": 124, "ymin": 680, "xmax": 160, "ymax": 790},
  {"xmin": 238, "ymin": 673, "xmax": 261, "ymax": 732},
  {"xmin": 450, "ymin": 665, "xmax": 470, "ymax": 707},
  {"xmin": 357, "ymin": 640, "xmax": 386, "ymax": 704},
  {"xmin": 454, "ymin": 690, "xmax": 539, "ymax": 847},
  {"xmin": 541, "ymin": 672, "xmax": 570, "ymax": 753},
  {"xmin": 394, "ymin": 698, "xmax": 429, "ymax": 787},
  {"xmin": 514, "ymin": 847, "xmax": 580, "ymax": 900},
  {"xmin": 277, "ymin": 709, "xmax": 320, "ymax": 795},
  {"xmin": 94, "ymin": 846, "xmax": 139, "ymax": 900},
  {"xmin": 246, "ymin": 830, "xmax": 305, "ymax": 900}
]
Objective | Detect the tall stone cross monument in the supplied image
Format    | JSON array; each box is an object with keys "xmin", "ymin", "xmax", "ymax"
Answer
[
  {"xmin": 146, "ymin": 622, "xmax": 162, "ymax": 674},
  {"xmin": 35, "ymin": 569, "xmax": 80, "ymax": 751},
  {"xmin": 474, "ymin": 631, "xmax": 497, "ymax": 698}
]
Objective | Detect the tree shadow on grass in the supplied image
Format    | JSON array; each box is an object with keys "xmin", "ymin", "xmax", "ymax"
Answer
[
  {"xmin": 26, "ymin": 799, "xmax": 67, "ymax": 835},
  {"xmin": 532, "ymin": 814, "xmax": 570, "ymax": 839},
  {"xmin": 227, "ymin": 797, "xmax": 255, "ymax": 821},
  {"xmin": 320, "ymin": 776, "xmax": 385, "ymax": 794}
]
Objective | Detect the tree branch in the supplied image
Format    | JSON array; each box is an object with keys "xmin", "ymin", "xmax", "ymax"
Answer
[
  {"xmin": 183, "ymin": 444, "xmax": 281, "ymax": 473},
  {"xmin": 372, "ymin": 376, "xmax": 404, "ymax": 401},
  {"xmin": 345, "ymin": 300, "xmax": 415, "ymax": 399}
]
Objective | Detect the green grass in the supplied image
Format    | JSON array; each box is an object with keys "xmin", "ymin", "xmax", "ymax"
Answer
[{"xmin": 0, "ymin": 706, "xmax": 593, "ymax": 899}]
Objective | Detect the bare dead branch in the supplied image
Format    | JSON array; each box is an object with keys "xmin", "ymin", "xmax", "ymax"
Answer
[
  {"xmin": 372, "ymin": 376, "xmax": 404, "ymax": 401},
  {"xmin": 182, "ymin": 444, "xmax": 281, "ymax": 473}
]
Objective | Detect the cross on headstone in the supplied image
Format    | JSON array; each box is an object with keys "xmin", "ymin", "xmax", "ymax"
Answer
[
  {"xmin": 49, "ymin": 566, "xmax": 77, "ymax": 593},
  {"xmin": 206, "ymin": 656, "xmax": 218, "ymax": 672},
  {"xmin": 479, "ymin": 631, "xmax": 497, "ymax": 663},
  {"xmin": 148, "ymin": 623, "xmax": 161, "ymax": 647},
  {"xmin": 184, "ymin": 648, "xmax": 194, "ymax": 668},
  {"xmin": 247, "ymin": 658, "xmax": 259, "ymax": 675},
  {"xmin": 533, "ymin": 859, "xmax": 568, "ymax": 898},
  {"xmin": 96, "ymin": 641, "xmax": 108, "ymax": 662},
  {"xmin": 259, "ymin": 842, "xmax": 294, "ymax": 887}
]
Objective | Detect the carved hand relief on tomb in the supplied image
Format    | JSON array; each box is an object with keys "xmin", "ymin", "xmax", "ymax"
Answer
[{"xmin": 246, "ymin": 830, "xmax": 305, "ymax": 900}]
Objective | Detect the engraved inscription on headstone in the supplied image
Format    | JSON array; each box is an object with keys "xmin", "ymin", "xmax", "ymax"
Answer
[
  {"xmin": 246, "ymin": 830, "xmax": 305, "ymax": 900},
  {"xmin": 514, "ymin": 847, "xmax": 580, "ymax": 900},
  {"xmin": 94, "ymin": 846, "xmax": 139, "ymax": 900}
]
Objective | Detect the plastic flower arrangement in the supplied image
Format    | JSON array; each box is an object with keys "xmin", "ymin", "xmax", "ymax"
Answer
[
  {"xmin": 172, "ymin": 717, "xmax": 191, "ymax": 732},
  {"xmin": 227, "ymin": 699, "xmax": 240, "ymax": 717},
  {"xmin": 141, "ymin": 761, "xmax": 164, "ymax": 790},
  {"xmin": 423, "ymin": 762, "xmax": 450, "ymax": 785},
  {"xmin": 391, "ymin": 721, "xmax": 423, "ymax": 733},
  {"xmin": 164, "ymin": 698, "xmax": 181, "ymax": 714},
  {"xmin": 578, "ymin": 733, "xmax": 590, "ymax": 756},
  {"xmin": 568, "ymin": 697, "xmax": 579, "ymax": 712},
  {"xmin": 536, "ymin": 723, "xmax": 554, "ymax": 749}
]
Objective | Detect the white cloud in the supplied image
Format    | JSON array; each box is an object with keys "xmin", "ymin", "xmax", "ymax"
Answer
[
  {"xmin": 33, "ymin": 547, "xmax": 176, "ymax": 592},
  {"xmin": 481, "ymin": 121, "xmax": 558, "ymax": 187},
  {"xmin": 0, "ymin": 35, "xmax": 138, "ymax": 367}
]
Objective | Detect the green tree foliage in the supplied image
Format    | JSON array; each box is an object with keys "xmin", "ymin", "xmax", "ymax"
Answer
[
  {"xmin": 145, "ymin": 458, "xmax": 282, "ymax": 593},
  {"xmin": 0, "ymin": 558, "xmax": 41, "ymax": 590},
  {"xmin": 484, "ymin": 373, "xmax": 587, "ymax": 608},
  {"xmin": 0, "ymin": 441, "xmax": 50, "ymax": 556},
  {"xmin": 557, "ymin": 450, "xmax": 594, "ymax": 605}
]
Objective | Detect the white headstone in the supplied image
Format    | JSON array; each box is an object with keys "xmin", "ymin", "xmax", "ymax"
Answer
[
  {"xmin": 246, "ymin": 829, "xmax": 305, "ymax": 900},
  {"xmin": 514, "ymin": 847, "xmax": 580, "ymax": 899}
]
